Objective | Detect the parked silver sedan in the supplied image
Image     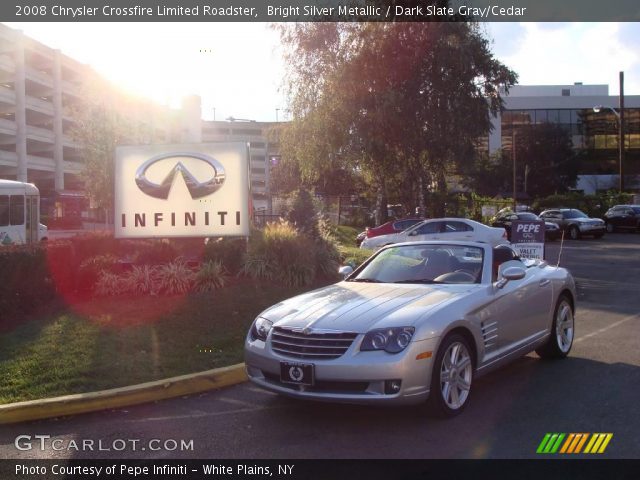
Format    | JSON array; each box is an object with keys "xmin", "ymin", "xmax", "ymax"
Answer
[{"xmin": 244, "ymin": 241, "xmax": 576, "ymax": 417}]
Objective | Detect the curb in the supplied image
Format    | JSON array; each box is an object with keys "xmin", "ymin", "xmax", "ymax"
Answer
[{"xmin": 0, "ymin": 363, "xmax": 247, "ymax": 425}]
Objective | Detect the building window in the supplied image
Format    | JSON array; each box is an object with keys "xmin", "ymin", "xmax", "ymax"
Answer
[
  {"xmin": 251, "ymin": 168, "xmax": 266, "ymax": 175},
  {"xmin": 250, "ymin": 142, "xmax": 265, "ymax": 148},
  {"xmin": 562, "ymin": 89, "xmax": 570, "ymax": 96},
  {"xmin": 251, "ymin": 155, "xmax": 265, "ymax": 162}
]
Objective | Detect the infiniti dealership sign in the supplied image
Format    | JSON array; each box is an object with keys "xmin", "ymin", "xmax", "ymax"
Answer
[{"xmin": 115, "ymin": 143, "xmax": 249, "ymax": 238}]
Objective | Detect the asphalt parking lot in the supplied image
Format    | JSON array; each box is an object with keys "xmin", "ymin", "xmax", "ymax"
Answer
[{"xmin": 1, "ymin": 233, "xmax": 639, "ymax": 460}]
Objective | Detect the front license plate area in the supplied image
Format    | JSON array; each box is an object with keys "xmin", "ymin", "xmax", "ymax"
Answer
[{"xmin": 280, "ymin": 362, "xmax": 314, "ymax": 386}]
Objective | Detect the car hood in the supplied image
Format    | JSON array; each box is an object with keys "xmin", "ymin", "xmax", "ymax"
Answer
[{"xmin": 259, "ymin": 282, "xmax": 476, "ymax": 333}]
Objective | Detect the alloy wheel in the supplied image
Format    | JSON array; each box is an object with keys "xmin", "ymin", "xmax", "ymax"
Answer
[
  {"xmin": 555, "ymin": 300, "xmax": 574, "ymax": 353},
  {"xmin": 440, "ymin": 341, "xmax": 473, "ymax": 410}
]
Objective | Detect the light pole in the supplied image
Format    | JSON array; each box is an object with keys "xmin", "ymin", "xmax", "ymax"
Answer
[
  {"xmin": 593, "ymin": 104, "xmax": 624, "ymax": 192},
  {"xmin": 512, "ymin": 130, "xmax": 517, "ymax": 211},
  {"xmin": 592, "ymin": 71, "xmax": 625, "ymax": 192},
  {"xmin": 275, "ymin": 108, "xmax": 280, "ymax": 122}
]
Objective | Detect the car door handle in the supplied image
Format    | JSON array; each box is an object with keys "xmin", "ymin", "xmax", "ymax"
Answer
[{"xmin": 539, "ymin": 279, "xmax": 550, "ymax": 287}]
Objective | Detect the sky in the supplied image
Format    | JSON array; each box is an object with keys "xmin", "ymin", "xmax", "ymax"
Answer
[{"xmin": 6, "ymin": 22, "xmax": 640, "ymax": 122}]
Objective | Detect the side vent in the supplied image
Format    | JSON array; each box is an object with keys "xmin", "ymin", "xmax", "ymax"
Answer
[{"xmin": 481, "ymin": 321, "xmax": 498, "ymax": 349}]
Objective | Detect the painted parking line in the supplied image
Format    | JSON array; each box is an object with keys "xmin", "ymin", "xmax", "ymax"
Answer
[
  {"xmin": 245, "ymin": 386, "xmax": 278, "ymax": 396},
  {"xmin": 218, "ymin": 396, "xmax": 259, "ymax": 408},
  {"xmin": 575, "ymin": 311, "xmax": 640, "ymax": 344},
  {"xmin": 126, "ymin": 405, "xmax": 285, "ymax": 423}
]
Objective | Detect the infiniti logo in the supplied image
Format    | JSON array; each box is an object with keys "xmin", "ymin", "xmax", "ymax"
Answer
[{"xmin": 135, "ymin": 152, "xmax": 226, "ymax": 200}]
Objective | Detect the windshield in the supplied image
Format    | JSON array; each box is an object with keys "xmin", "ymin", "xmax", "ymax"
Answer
[
  {"xmin": 349, "ymin": 244, "xmax": 484, "ymax": 284},
  {"xmin": 564, "ymin": 210, "xmax": 588, "ymax": 219}
]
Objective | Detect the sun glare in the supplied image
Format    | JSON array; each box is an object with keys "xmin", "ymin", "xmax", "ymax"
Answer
[{"xmin": 6, "ymin": 22, "xmax": 285, "ymax": 120}]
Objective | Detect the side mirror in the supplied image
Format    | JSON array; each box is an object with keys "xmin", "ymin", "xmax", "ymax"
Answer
[
  {"xmin": 338, "ymin": 266, "xmax": 354, "ymax": 278},
  {"xmin": 496, "ymin": 266, "xmax": 526, "ymax": 289},
  {"xmin": 408, "ymin": 230, "xmax": 418, "ymax": 236}
]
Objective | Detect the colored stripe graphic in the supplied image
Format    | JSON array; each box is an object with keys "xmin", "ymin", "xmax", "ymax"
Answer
[
  {"xmin": 584, "ymin": 433, "xmax": 613, "ymax": 454},
  {"xmin": 538, "ymin": 433, "xmax": 613, "ymax": 454},
  {"xmin": 537, "ymin": 433, "xmax": 565, "ymax": 454},
  {"xmin": 536, "ymin": 433, "xmax": 552, "ymax": 453}
]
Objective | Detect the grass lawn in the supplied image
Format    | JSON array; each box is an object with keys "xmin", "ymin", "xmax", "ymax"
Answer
[{"xmin": 0, "ymin": 280, "xmax": 328, "ymax": 404}]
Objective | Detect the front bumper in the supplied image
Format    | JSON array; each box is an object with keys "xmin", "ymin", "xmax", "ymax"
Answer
[{"xmin": 244, "ymin": 334, "xmax": 439, "ymax": 405}]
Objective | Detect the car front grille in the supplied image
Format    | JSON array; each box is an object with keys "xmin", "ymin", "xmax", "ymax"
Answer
[{"xmin": 270, "ymin": 326, "xmax": 358, "ymax": 360}]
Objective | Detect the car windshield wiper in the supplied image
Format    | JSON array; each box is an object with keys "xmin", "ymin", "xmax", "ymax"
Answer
[
  {"xmin": 348, "ymin": 278, "xmax": 382, "ymax": 283},
  {"xmin": 393, "ymin": 279, "xmax": 445, "ymax": 284}
]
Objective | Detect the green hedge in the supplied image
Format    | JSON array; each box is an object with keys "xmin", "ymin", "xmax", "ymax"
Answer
[{"xmin": 0, "ymin": 243, "xmax": 71, "ymax": 325}]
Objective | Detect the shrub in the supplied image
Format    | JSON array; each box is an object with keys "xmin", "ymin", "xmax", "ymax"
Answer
[
  {"xmin": 134, "ymin": 240, "xmax": 179, "ymax": 266},
  {"xmin": 124, "ymin": 264, "xmax": 160, "ymax": 296},
  {"xmin": 0, "ymin": 243, "xmax": 57, "ymax": 323},
  {"xmin": 284, "ymin": 189, "xmax": 318, "ymax": 235},
  {"xmin": 203, "ymin": 237, "xmax": 246, "ymax": 275},
  {"xmin": 195, "ymin": 260, "xmax": 228, "ymax": 292},
  {"xmin": 241, "ymin": 220, "xmax": 321, "ymax": 287},
  {"xmin": 95, "ymin": 271, "xmax": 126, "ymax": 297},
  {"xmin": 77, "ymin": 254, "xmax": 119, "ymax": 293},
  {"xmin": 157, "ymin": 258, "xmax": 195, "ymax": 295}
]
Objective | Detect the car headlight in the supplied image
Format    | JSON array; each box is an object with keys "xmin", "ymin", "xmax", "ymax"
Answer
[
  {"xmin": 251, "ymin": 317, "xmax": 273, "ymax": 341},
  {"xmin": 360, "ymin": 327, "xmax": 415, "ymax": 353}
]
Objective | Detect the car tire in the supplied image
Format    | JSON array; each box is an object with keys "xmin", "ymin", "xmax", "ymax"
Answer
[
  {"xmin": 569, "ymin": 225, "xmax": 580, "ymax": 240},
  {"xmin": 605, "ymin": 222, "xmax": 614, "ymax": 233},
  {"xmin": 536, "ymin": 294, "xmax": 574, "ymax": 360},
  {"xmin": 427, "ymin": 333, "xmax": 474, "ymax": 417}
]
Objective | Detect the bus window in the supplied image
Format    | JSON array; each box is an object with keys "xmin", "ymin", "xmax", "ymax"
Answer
[
  {"xmin": 10, "ymin": 195, "xmax": 25, "ymax": 225},
  {"xmin": 0, "ymin": 195, "xmax": 8, "ymax": 226}
]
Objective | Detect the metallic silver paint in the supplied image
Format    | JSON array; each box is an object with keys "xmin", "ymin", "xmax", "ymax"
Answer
[{"xmin": 244, "ymin": 241, "xmax": 577, "ymax": 405}]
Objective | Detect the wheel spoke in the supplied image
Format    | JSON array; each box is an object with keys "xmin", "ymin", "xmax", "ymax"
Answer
[
  {"xmin": 456, "ymin": 356, "xmax": 471, "ymax": 371},
  {"xmin": 442, "ymin": 382, "xmax": 451, "ymax": 403},
  {"xmin": 443, "ymin": 355, "xmax": 452, "ymax": 371},
  {"xmin": 450, "ymin": 344, "xmax": 460, "ymax": 365},
  {"xmin": 457, "ymin": 376, "xmax": 471, "ymax": 391},
  {"xmin": 450, "ymin": 385, "xmax": 460, "ymax": 407}
]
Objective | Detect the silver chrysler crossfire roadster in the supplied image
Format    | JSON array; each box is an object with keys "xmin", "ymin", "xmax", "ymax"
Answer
[{"xmin": 244, "ymin": 241, "xmax": 576, "ymax": 417}]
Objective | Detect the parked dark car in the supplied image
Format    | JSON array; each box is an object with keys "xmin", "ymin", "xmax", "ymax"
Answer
[
  {"xmin": 539, "ymin": 208, "xmax": 605, "ymax": 240},
  {"xmin": 356, "ymin": 218, "xmax": 423, "ymax": 246},
  {"xmin": 603, "ymin": 205, "xmax": 640, "ymax": 233},
  {"xmin": 490, "ymin": 211, "xmax": 560, "ymax": 241}
]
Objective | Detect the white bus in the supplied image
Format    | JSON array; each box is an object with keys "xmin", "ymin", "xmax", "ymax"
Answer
[{"xmin": 0, "ymin": 179, "xmax": 47, "ymax": 245}]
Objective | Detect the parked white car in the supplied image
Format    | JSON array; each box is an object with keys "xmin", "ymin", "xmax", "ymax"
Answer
[{"xmin": 360, "ymin": 218, "xmax": 508, "ymax": 249}]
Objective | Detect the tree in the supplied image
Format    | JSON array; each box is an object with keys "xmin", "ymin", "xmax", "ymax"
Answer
[
  {"xmin": 277, "ymin": 18, "xmax": 516, "ymax": 224},
  {"xmin": 70, "ymin": 88, "xmax": 159, "ymax": 221},
  {"xmin": 462, "ymin": 150, "xmax": 512, "ymax": 196},
  {"xmin": 70, "ymin": 100, "xmax": 130, "ymax": 219},
  {"xmin": 513, "ymin": 123, "xmax": 579, "ymax": 197}
]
